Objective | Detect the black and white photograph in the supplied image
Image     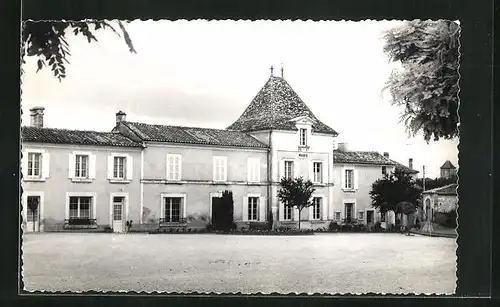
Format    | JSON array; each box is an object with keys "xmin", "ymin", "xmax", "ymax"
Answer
[{"xmin": 20, "ymin": 19, "xmax": 459, "ymax": 294}]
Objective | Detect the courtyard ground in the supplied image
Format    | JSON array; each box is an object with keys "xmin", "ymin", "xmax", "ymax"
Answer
[{"xmin": 21, "ymin": 233, "xmax": 456, "ymax": 294}]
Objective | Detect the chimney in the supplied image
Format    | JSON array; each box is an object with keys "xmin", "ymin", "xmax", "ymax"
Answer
[
  {"xmin": 383, "ymin": 152, "xmax": 389, "ymax": 158},
  {"xmin": 409, "ymin": 158, "xmax": 414, "ymax": 170},
  {"xmin": 337, "ymin": 142, "xmax": 348, "ymax": 152},
  {"xmin": 29, "ymin": 106, "xmax": 45, "ymax": 128},
  {"xmin": 115, "ymin": 111, "xmax": 127, "ymax": 126}
]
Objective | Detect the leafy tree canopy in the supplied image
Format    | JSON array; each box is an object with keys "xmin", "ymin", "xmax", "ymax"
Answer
[
  {"xmin": 415, "ymin": 174, "xmax": 457, "ymax": 191},
  {"xmin": 277, "ymin": 177, "xmax": 315, "ymax": 229},
  {"xmin": 21, "ymin": 20, "xmax": 136, "ymax": 81},
  {"xmin": 370, "ymin": 168, "xmax": 422, "ymax": 214},
  {"xmin": 383, "ymin": 20, "xmax": 460, "ymax": 142}
]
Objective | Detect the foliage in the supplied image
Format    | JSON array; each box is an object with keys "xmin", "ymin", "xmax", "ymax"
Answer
[
  {"xmin": 416, "ymin": 175, "xmax": 457, "ymax": 191},
  {"xmin": 370, "ymin": 168, "xmax": 422, "ymax": 214},
  {"xmin": 328, "ymin": 221, "xmax": 340, "ymax": 232},
  {"xmin": 373, "ymin": 221, "xmax": 384, "ymax": 232},
  {"xmin": 383, "ymin": 20, "xmax": 460, "ymax": 142},
  {"xmin": 277, "ymin": 177, "xmax": 316, "ymax": 229},
  {"xmin": 249, "ymin": 222, "xmax": 268, "ymax": 231},
  {"xmin": 434, "ymin": 209, "xmax": 457, "ymax": 228},
  {"xmin": 21, "ymin": 20, "xmax": 136, "ymax": 81}
]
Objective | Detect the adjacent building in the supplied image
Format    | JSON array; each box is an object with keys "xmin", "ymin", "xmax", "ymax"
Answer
[
  {"xmin": 422, "ymin": 183, "xmax": 458, "ymax": 221},
  {"xmin": 21, "ymin": 71, "xmax": 415, "ymax": 232}
]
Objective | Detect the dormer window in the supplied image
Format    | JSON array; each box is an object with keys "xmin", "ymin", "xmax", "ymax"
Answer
[{"xmin": 299, "ymin": 128, "xmax": 307, "ymax": 146}]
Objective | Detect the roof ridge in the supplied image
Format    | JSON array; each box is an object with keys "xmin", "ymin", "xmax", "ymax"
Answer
[
  {"xmin": 125, "ymin": 121, "xmax": 247, "ymax": 133},
  {"xmin": 23, "ymin": 125, "xmax": 119, "ymax": 135}
]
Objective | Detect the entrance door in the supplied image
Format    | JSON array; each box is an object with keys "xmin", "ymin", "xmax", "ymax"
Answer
[
  {"xmin": 112, "ymin": 197, "xmax": 125, "ymax": 233},
  {"xmin": 345, "ymin": 203, "xmax": 353, "ymax": 223},
  {"xmin": 211, "ymin": 197, "xmax": 222, "ymax": 228},
  {"xmin": 26, "ymin": 196, "xmax": 40, "ymax": 232},
  {"xmin": 366, "ymin": 210, "xmax": 374, "ymax": 225}
]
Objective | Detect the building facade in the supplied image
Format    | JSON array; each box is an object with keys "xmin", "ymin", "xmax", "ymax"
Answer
[{"xmin": 21, "ymin": 72, "xmax": 414, "ymax": 232}]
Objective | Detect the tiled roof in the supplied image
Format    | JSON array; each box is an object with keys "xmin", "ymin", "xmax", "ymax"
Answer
[
  {"xmin": 332, "ymin": 150, "xmax": 396, "ymax": 166},
  {"xmin": 392, "ymin": 160, "xmax": 419, "ymax": 174},
  {"xmin": 22, "ymin": 126, "xmax": 142, "ymax": 147},
  {"xmin": 121, "ymin": 121, "xmax": 269, "ymax": 148},
  {"xmin": 422, "ymin": 183, "xmax": 458, "ymax": 196},
  {"xmin": 440, "ymin": 160, "xmax": 456, "ymax": 169},
  {"xmin": 227, "ymin": 76, "xmax": 338, "ymax": 135}
]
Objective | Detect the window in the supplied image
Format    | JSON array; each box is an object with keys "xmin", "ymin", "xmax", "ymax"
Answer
[
  {"xmin": 247, "ymin": 158, "xmax": 260, "ymax": 182},
  {"xmin": 248, "ymin": 197, "xmax": 259, "ymax": 221},
  {"xmin": 113, "ymin": 156, "xmax": 126, "ymax": 179},
  {"xmin": 313, "ymin": 162, "xmax": 323, "ymax": 183},
  {"xmin": 283, "ymin": 202, "xmax": 293, "ymax": 220},
  {"xmin": 69, "ymin": 196, "xmax": 92, "ymax": 219},
  {"xmin": 382, "ymin": 166, "xmax": 387, "ymax": 175},
  {"xmin": 335, "ymin": 212, "xmax": 341, "ymax": 221},
  {"xmin": 345, "ymin": 203, "xmax": 354, "ymax": 222},
  {"xmin": 164, "ymin": 197, "xmax": 181, "ymax": 222},
  {"xmin": 312, "ymin": 197, "xmax": 321, "ymax": 220},
  {"xmin": 213, "ymin": 156, "xmax": 227, "ymax": 181},
  {"xmin": 27, "ymin": 152, "xmax": 42, "ymax": 177},
  {"xmin": 167, "ymin": 154, "xmax": 182, "ymax": 180},
  {"xmin": 284, "ymin": 160, "xmax": 294, "ymax": 179},
  {"xmin": 345, "ymin": 169, "xmax": 354, "ymax": 189},
  {"xmin": 358, "ymin": 211, "xmax": 364, "ymax": 221},
  {"xmin": 75, "ymin": 154, "xmax": 89, "ymax": 178},
  {"xmin": 299, "ymin": 128, "xmax": 307, "ymax": 146}
]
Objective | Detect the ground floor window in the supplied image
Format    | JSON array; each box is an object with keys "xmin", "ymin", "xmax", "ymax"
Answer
[
  {"xmin": 164, "ymin": 197, "xmax": 181, "ymax": 222},
  {"xmin": 26, "ymin": 196, "xmax": 40, "ymax": 222},
  {"xmin": 69, "ymin": 196, "xmax": 92, "ymax": 219},
  {"xmin": 335, "ymin": 211, "xmax": 341, "ymax": 221},
  {"xmin": 248, "ymin": 197, "xmax": 259, "ymax": 221},
  {"xmin": 358, "ymin": 211, "xmax": 364, "ymax": 221},
  {"xmin": 312, "ymin": 197, "xmax": 321, "ymax": 220},
  {"xmin": 283, "ymin": 202, "xmax": 293, "ymax": 220}
]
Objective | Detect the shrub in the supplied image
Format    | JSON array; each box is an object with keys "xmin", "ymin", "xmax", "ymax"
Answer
[
  {"xmin": 206, "ymin": 223, "xmax": 214, "ymax": 232},
  {"xmin": 373, "ymin": 221, "xmax": 383, "ymax": 232},
  {"xmin": 328, "ymin": 221, "xmax": 339, "ymax": 232},
  {"xmin": 249, "ymin": 222, "xmax": 268, "ymax": 231}
]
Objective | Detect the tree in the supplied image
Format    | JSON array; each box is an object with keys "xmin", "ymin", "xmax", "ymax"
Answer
[
  {"xmin": 415, "ymin": 175, "xmax": 457, "ymax": 191},
  {"xmin": 277, "ymin": 177, "xmax": 315, "ymax": 229},
  {"xmin": 383, "ymin": 20, "xmax": 460, "ymax": 142},
  {"xmin": 21, "ymin": 20, "xmax": 136, "ymax": 81},
  {"xmin": 370, "ymin": 168, "xmax": 422, "ymax": 217}
]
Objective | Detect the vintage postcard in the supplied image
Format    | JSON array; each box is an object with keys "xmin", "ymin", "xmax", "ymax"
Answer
[{"xmin": 20, "ymin": 19, "xmax": 459, "ymax": 294}]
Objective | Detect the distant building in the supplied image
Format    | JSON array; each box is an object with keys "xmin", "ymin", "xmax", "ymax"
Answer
[
  {"xmin": 440, "ymin": 160, "xmax": 457, "ymax": 179},
  {"xmin": 422, "ymin": 183, "xmax": 458, "ymax": 222}
]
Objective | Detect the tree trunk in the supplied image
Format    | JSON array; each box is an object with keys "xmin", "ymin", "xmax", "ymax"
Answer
[
  {"xmin": 298, "ymin": 208, "xmax": 301, "ymax": 230},
  {"xmin": 32, "ymin": 210, "xmax": 36, "ymax": 232}
]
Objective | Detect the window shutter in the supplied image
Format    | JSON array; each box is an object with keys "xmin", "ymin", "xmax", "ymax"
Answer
[
  {"xmin": 42, "ymin": 152, "xmax": 50, "ymax": 178},
  {"xmin": 322, "ymin": 196, "xmax": 328, "ymax": 220},
  {"xmin": 223, "ymin": 158, "xmax": 227, "ymax": 181},
  {"xmin": 212, "ymin": 157, "xmax": 217, "ymax": 181},
  {"xmin": 341, "ymin": 167, "xmax": 346, "ymax": 189},
  {"xmin": 259, "ymin": 196, "xmax": 266, "ymax": 221},
  {"xmin": 242, "ymin": 196, "xmax": 248, "ymax": 222},
  {"xmin": 279, "ymin": 201, "xmax": 284, "ymax": 221},
  {"xmin": 107, "ymin": 155, "xmax": 114, "ymax": 179},
  {"xmin": 21, "ymin": 150, "xmax": 28, "ymax": 178},
  {"xmin": 126, "ymin": 155, "xmax": 133, "ymax": 180},
  {"xmin": 89, "ymin": 154, "xmax": 96, "ymax": 179},
  {"xmin": 255, "ymin": 159, "xmax": 260, "ymax": 182},
  {"xmin": 309, "ymin": 161, "xmax": 314, "ymax": 182},
  {"xmin": 354, "ymin": 169, "xmax": 359, "ymax": 190},
  {"xmin": 68, "ymin": 153, "xmax": 75, "ymax": 178},
  {"xmin": 166, "ymin": 155, "xmax": 171, "ymax": 180},
  {"xmin": 293, "ymin": 159, "xmax": 298, "ymax": 179},
  {"xmin": 177, "ymin": 155, "xmax": 182, "ymax": 180},
  {"xmin": 308, "ymin": 204, "xmax": 314, "ymax": 221},
  {"xmin": 247, "ymin": 158, "xmax": 252, "ymax": 182},
  {"xmin": 280, "ymin": 160, "xmax": 285, "ymax": 180}
]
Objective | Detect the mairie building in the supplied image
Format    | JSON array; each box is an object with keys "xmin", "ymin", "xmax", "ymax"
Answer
[{"xmin": 21, "ymin": 71, "xmax": 417, "ymax": 233}]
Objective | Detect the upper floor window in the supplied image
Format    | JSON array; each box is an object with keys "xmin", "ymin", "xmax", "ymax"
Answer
[
  {"xmin": 247, "ymin": 158, "xmax": 260, "ymax": 182},
  {"xmin": 75, "ymin": 154, "xmax": 89, "ymax": 178},
  {"xmin": 313, "ymin": 162, "xmax": 323, "ymax": 183},
  {"xmin": 284, "ymin": 160, "xmax": 294, "ymax": 179},
  {"xmin": 382, "ymin": 166, "xmax": 387, "ymax": 175},
  {"xmin": 299, "ymin": 128, "xmax": 307, "ymax": 146},
  {"xmin": 312, "ymin": 197, "xmax": 321, "ymax": 220},
  {"xmin": 248, "ymin": 197, "xmax": 259, "ymax": 221},
  {"xmin": 167, "ymin": 154, "xmax": 182, "ymax": 181},
  {"xmin": 27, "ymin": 152, "xmax": 42, "ymax": 178},
  {"xmin": 213, "ymin": 156, "xmax": 227, "ymax": 182},
  {"xmin": 345, "ymin": 169, "xmax": 354, "ymax": 189},
  {"xmin": 113, "ymin": 156, "xmax": 127, "ymax": 179}
]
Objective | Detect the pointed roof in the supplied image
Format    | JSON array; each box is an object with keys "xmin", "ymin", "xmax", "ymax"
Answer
[
  {"xmin": 227, "ymin": 76, "xmax": 338, "ymax": 135},
  {"xmin": 440, "ymin": 160, "xmax": 456, "ymax": 169}
]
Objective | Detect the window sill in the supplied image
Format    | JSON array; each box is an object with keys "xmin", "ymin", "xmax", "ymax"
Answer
[
  {"xmin": 342, "ymin": 188, "xmax": 357, "ymax": 192},
  {"xmin": 71, "ymin": 178, "xmax": 93, "ymax": 183},
  {"xmin": 310, "ymin": 220, "xmax": 326, "ymax": 224},
  {"xmin": 23, "ymin": 177, "xmax": 46, "ymax": 182},
  {"xmin": 109, "ymin": 179, "xmax": 131, "ymax": 184},
  {"xmin": 298, "ymin": 145, "xmax": 310, "ymax": 152},
  {"xmin": 313, "ymin": 182, "xmax": 327, "ymax": 186},
  {"xmin": 280, "ymin": 220, "xmax": 296, "ymax": 224}
]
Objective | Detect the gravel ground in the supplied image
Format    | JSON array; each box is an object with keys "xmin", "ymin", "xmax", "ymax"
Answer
[{"xmin": 22, "ymin": 233, "xmax": 456, "ymax": 294}]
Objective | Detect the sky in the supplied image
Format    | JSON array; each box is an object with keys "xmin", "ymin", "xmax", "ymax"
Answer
[{"xmin": 21, "ymin": 20, "xmax": 459, "ymax": 179}]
